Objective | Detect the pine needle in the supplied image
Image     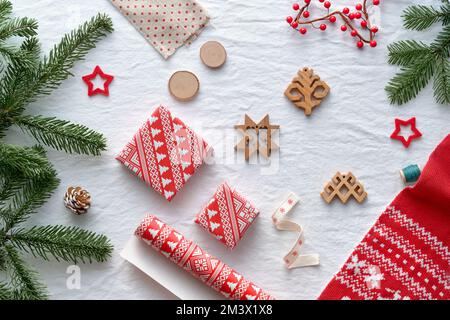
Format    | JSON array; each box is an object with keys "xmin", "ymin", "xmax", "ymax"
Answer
[
  {"xmin": 10, "ymin": 225, "xmax": 113, "ymax": 264},
  {"xmin": 0, "ymin": 11, "xmax": 112, "ymax": 155},
  {"xmin": 385, "ymin": 55, "xmax": 436, "ymax": 105},
  {"xmin": 1, "ymin": 164, "xmax": 59, "ymax": 231},
  {"xmin": 0, "ymin": 17, "xmax": 38, "ymax": 41},
  {"xmin": 433, "ymin": 55, "xmax": 450, "ymax": 104},
  {"xmin": 0, "ymin": 247, "xmax": 6, "ymax": 270},
  {"xmin": 387, "ymin": 40, "xmax": 431, "ymax": 67},
  {"xmin": 0, "ymin": 0, "xmax": 12, "ymax": 21},
  {"xmin": 30, "ymin": 13, "xmax": 114, "ymax": 99},
  {"xmin": 386, "ymin": 4, "xmax": 450, "ymax": 105},
  {"xmin": 4, "ymin": 245, "xmax": 48, "ymax": 300},
  {"xmin": 0, "ymin": 143, "xmax": 54, "ymax": 178},
  {"xmin": 0, "ymin": 281, "xmax": 14, "ymax": 300},
  {"xmin": 15, "ymin": 115, "xmax": 107, "ymax": 156},
  {"xmin": 403, "ymin": 4, "xmax": 450, "ymax": 31}
]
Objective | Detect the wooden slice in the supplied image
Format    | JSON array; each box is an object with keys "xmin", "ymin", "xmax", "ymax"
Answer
[
  {"xmin": 200, "ymin": 41, "xmax": 227, "ymax": 68},
  {"xmin": 168, "ymin": 71, "xmax": 200, "ymax": 101}
]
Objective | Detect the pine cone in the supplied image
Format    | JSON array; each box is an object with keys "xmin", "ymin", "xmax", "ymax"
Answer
[{"xmin": 64, "ymin": 186, "xmax": 91, "ymax": 215}]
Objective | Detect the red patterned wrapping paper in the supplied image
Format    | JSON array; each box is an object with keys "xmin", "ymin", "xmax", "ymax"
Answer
[
  {"xmin": 116, "ymin": 105, "xmax": 211, "ymax": 201},
  {"xmin": 195, "ymin": 181, "xmax": 259, "ymax": 249},
  {"xmin": 135, "ymin": 214, "xmax": 275, "ymax": 300},
  {"xmin": 319, "ymin": 134, "xmax": 450, "ymax": 300}
]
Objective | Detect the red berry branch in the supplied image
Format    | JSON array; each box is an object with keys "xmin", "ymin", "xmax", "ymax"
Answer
[{"xmin": 286, "ymin": 0, "xmax": 380, "ymax": 49}]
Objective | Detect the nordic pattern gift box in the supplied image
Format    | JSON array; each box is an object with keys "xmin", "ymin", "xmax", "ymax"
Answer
[{"xmin": 116, "ymin": 105, "xmax": 212, "ymax": 201}]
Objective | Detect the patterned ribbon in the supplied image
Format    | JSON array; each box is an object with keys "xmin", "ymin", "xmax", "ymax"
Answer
[
  {"xmin": 136, "ymin": 214, "xmax": 275, "ymax": 300},
  {"xmin": 272, "ymin": 192, "xmax": 320, "ymax": 269}
]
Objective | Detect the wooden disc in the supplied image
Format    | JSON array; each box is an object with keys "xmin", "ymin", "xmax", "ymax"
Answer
[
  {"xmin": 200, "ymin": 41, "xmax": 227, "ymax": 68},
  {"xmin": 168, "ymin": 71, "xmax": 200, "ymax": 101}
]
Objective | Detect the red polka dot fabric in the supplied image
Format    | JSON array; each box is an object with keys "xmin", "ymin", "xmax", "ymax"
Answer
[{"xmin": 110, "ymin": 0, "xmax": 210, "ymax": 59}]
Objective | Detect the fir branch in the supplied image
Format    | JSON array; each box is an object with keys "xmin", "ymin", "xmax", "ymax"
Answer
[
  {"xmin": 387, "ymin": 40, "xmax": 431, "ymax": 67},
  {"xmin": 10, "ymin": 225, "xmax": 113, "ymax": 264},
  {"xmin": 0, "ymin": 37, "xmax": 40, "ymax": 71},
  {"xmin": 0, "ymin": 143, "xmax": 53, "ymax": 178},
  {"xmin": 0, "ymin": 13, "xmax": 113, "ymax": 133},
  {"xmin": 0, "ymin": 17, "xmax": 38, "ymax": 41},
  {"xmin": 0, "ymin": 281, "xmax": 14, "ymax": 300},
  {"xmin": 24, "ymin": 13, "xmax": 113, "ymax": 103},
  {"xmin": 385, "ymin": 54, "xmax": 436, "ymax": 105},
  {"xmin": 2, "ymin": 167, "xmax": 59, "ymax": 231},
  {"xmin": 430, "ymin": 25, "xmax": 450, "ymax": 57},
  {"xmin": 433, "ymin": 55, "xmax": 450, "ymax": 104},
  {"xmin": 0, "ymin": 0, "xmax": 12, "ymax": 21},
  {"xmin": 403, "ymin": 4, "xmax": 450, "ymax": 31},
  {"xmin": 0, "ymin": 173, "xmax": 29, "ymax": 207},
  {"xmin": 0, "ymin": 246, "xmax": 6, "ymax": 270},
  {"xmin": 14, "ymin": 115, "xmax": 107, "ymax": 156},
  {"xmin": 4, "ymin": 245, "xmax": 48, "ymax": 300},
  {"xmin": 0, "ymin": 37, "xmax": 41, "ymax": 133}
]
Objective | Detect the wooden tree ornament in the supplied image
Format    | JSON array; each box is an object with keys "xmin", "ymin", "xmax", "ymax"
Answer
[
  {"xmin": 285, "ymin": 67, "xmax": 330, "ymax": 116},
  {"xmin": 321, "ymin": 172, "xmax": 367, "ymax": 204},
  {"xmin": 235, "ymin": 114, "xmax": 280, "ymax": 161}
]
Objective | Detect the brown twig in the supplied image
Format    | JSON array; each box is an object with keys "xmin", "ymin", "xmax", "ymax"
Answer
[{"xmin": 292, "ymin": 0, "xmax": 375, "ymax": 44}]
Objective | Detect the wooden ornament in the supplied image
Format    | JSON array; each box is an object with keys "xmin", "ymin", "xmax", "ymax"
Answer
[
  {"xmin": 200, "ymin": 41, "xmax": 227, "ymax": 68},
  {"xmin": 284, "ymin": 67, "xmax": 330, "ymax": 116},
  {"xmin": 168, "ymin": 71, "xmax": 199, "ymax": 101},
  {"xmin": 321, "ymin": 172, "xmax": 367, "ymax": 204},
  {"xmin": 235, "ymin": 114, "xmax": 279, "ymax": 161}
]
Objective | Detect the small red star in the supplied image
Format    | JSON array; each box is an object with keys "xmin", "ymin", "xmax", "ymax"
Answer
[
  {"xmin": 390, "ymin": 117, "xmax": 422, "ymax": 148},
  {"xmin": 82, "ymin": 65, "xmax": 114, "ymax": 96}
]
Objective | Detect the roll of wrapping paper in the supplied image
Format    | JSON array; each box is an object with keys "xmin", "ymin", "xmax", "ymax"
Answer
[{"xmin": 135, "ymin": 215, "xmax": 275, "ymax": 300}]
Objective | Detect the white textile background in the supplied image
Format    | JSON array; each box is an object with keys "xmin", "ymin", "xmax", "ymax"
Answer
[{"xmin": 5, "ymin": 0, "xmax": 449, "ymax": 299}]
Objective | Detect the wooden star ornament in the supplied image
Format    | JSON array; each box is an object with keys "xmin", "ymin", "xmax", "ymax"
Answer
[
  {"xmin": 390, "ymin": 117, "xmax": 422, "ymax": 148},
  {"xmin": 235, "ymin": 114, "xmax": 279, "ymax": 161},
  {"xmin": 82, "ymin": 65, "xmax": 114, "ymax": 97}
]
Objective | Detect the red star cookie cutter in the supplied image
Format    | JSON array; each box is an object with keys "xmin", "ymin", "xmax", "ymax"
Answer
[
  {"xmin": 82, "ymin": 65, "xmax": 114, "ymax": 97},
  {"xmin": 390, "ymin": 117, "xmax": 422, "ymax": 148}
]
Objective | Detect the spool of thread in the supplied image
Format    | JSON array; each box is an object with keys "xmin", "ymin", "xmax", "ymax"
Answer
[{"xmin": 400, "ymin": 164, "xmax": 421, "ymax": 184}]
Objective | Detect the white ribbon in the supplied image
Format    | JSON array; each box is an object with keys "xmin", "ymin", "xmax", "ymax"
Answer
[{"xmin": 272, "ymin": 192, "xmax": 320, "ymax": 269}]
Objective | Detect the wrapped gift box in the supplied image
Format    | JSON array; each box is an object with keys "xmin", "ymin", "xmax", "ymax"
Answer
[
  {"xmin": 195, "ymin": 181, "xmax": 259, "ymax": 249},
  {"xmin": 117, "ymin": 105, "xmax": 211, "ymax": 201}
]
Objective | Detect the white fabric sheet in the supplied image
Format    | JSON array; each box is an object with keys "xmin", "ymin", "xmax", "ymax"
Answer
[{"xmin": 6, "ymin": 0, "xmax": 449, "ymax": 299}]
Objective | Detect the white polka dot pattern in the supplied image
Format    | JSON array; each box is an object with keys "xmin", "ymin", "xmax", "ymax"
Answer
[{"xmin": 110, "ymin": 0, "xmax": 210, "ymax": 59}]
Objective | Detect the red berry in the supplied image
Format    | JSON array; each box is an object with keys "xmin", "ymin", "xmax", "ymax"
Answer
[
  {"xmin": 355, "ymin": 12, "xmax": 362, "ymax": 19},
  {"xmin": 291, "ymin": 21, "xmax": 299, "ymax": 28},
  {"xmin": 373, "ymin": 0, "xmax": 380, "ymax": 5},
  {"xmin": 356, "ymin": 3, "xmax": 363, "ymax": 10},
  {"xmin": 319, "ymin": 24, "xmax": 327, "ymax": 31},
  {"xmin": 329, "ymin": 15, "xmax": 337, "ymax": 23},
  {"xmin": 299, "ymin": 27, "xmax": 307, "ymax": 34},
  {"xmin": 370, "ymin": 40, "xmax": 377, "ymax": 47},
  {"xmin": 304, "ymin": 0, "xmax": 311, "ymax": 3},
  {"xmin": 286, "ymin": 16, "xmax": 293, "ymax": 24},
  {"xmin": 341, "ymin": 25, "xmax": 347, "ymax": 31},
  {"xmin": 303, "ymin": 11, "xmax": 310, "ymax": 18},
  {"xmin": 293, "ymin": 3, "xmax": 300, "ymax": 10},
  {"xmin": 319, "ymin": 0, "xmax": 325, "ymax": 2},
  {"xmin": 371, "ymin": 26, "xmax": 378, "ymax": 33},
  {"xmin": 342, "ymin": 7, "xmax": 350, "ymax": 14},
  {"xmin": 324, "ymin": 1, "xmax": 331, "ymax": 9},
  {"xmin": 361, "ymin": 20, "xmax": 368, "ymax": 28},
  {"xmin": 349, "ymin": 13, "xmax": 355, "ymax": 20},
  {"xmin": 357, "ymin": 41, "xmax": 364, "ymax": 48},
  {"xmin": 351, "ymin": 29, "xmax": 358, "ymax": 37}
]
